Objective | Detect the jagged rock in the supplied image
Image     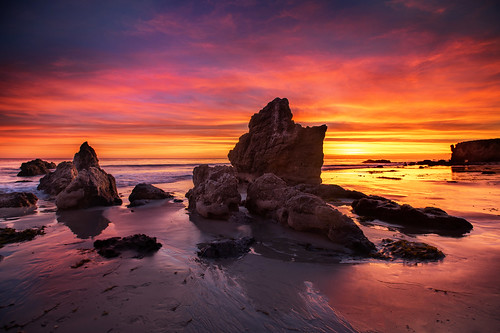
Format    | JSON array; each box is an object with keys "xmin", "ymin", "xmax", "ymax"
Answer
[
  {"xmin": 246, "ymin": 173, "xmax": 375, "ymax": 254},
  {"xmin": 197, "ymin": 237, "xmax": 255, "ymax": 258},
  {"xmin": 38, "ymin": 161, "xmax": 78, "ymax": 196},
  {"xmin": 294, "ymin": 183, "xmax": 367, "ymax": 201},
  {"xmin": 186, "ymin": 165, "xmax": 241, "ymax": 219},
  {"xmin": 17, "ymin": 159, "xmax": 56, "ymax": 176},
  {"xmin": 73, "ymin": 141, "xmax": 99, "ymax": 170},
  {"xmin": 0, "ymin": 226, "xmax": 45, "ymax": 248},
  {"xmin": 0, "ymin": 192, "xmax": 38, "ymax": 208},
  {"xmin": 378, "ymin": 239, "xmax": 445, "ymax": 261},
  {"xmin": 352, "ymin": 196, "xmax": 473, "ymax": 236},
  {"xmin": 54, "ymin": 142, "xmax": 122, "ymax": 210},
  {"xmin": 94, "ymin": 234, "xmax": 162, "ymax": 258},
  {"xmin": 450, "ymin": 139, "xmax": 500, "ymax": 163},
  {"xmin": 128, "ymin": 183, "xmax": 173, "ymax": 207},
  {"xmin": 228, "ymin": 98, "xmax": 327, "ymax": 185}
]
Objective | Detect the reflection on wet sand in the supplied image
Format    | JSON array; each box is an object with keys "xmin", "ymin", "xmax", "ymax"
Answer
[{"xmin": 57, "ymin": 208, "xmax": 110, "ymax": 239}]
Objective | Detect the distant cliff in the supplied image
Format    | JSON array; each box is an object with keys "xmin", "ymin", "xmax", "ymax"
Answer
[{"xmin": 450, "ymin": 139, "xmax": 500, "ymax": 163}]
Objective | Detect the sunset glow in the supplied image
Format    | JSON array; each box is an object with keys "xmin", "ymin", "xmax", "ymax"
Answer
[{"xmin": 1, "ymin": 0, "xmax": 499, "ymax": 160}]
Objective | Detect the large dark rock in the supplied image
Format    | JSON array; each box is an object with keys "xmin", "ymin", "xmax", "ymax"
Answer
[
  {"xmin": 352, "ymin": 196, "xmax": 473, "ymax": 236},
  {"xmin": 0, "ymin": 192, "xmax": 38, "ymax": 208},
  {"xmin": 54, "ymin": 142, "xmax": 122, "ymax": 210},
  {"xmin": 228, "ymin": 98, "xmax": 327, "ymax": 185},
  {"xmin": 38, "ymin": 161, "xmax": 78, "ymax": 196},
  {"xmin": 73, "ymin": 141, "xmax": 99, "ymax": 171},
  {"xmin": 94, "ymin": 234, "xmax": 162, "ymax": 258},
  {"xmin": 17, "ymin": 159, "xmax": 56, "ymax": 177},
  {"xmin": 128, "ymin": 183, "xmax": 173, "ymax": 207},
  {"xmin": 197, "ymin": 237, "xmax": 255, "ymax": 258},
  {"xmin": 450, "ymin": 139, "xmax": 500, "ymax": 164},
  {"xmin": 186, "ymin": 165, "xmax": 241, "ymax": 219},
  {"xmin": 246, "ymin": 173, "xmax": 375, "ymax": 254}
]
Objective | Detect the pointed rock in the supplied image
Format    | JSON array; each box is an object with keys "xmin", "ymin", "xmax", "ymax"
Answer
[
  {"xmin": 74, "ymin": 141, "xmax": 99, "ymax": 171},
  {"xmin": 228, "ymin": 98, "xmax": 327, "ymax": 185}
]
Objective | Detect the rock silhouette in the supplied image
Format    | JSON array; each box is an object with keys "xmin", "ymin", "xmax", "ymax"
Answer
[
  {"xmin": 17, "ymin": 159, "xmax": 56, "ymax": 177},
  {"xmin": 128, "ymin": 183, "xmax": 173, "ymax": 207},
  {"xmin": 450, "ymin": 139, "xmax": 500, "ymax": 163},
  {"xmin": 228, "ymin": 98, "xmax": 327, "ymax": 185},
  {"xmin": 38, "ymin": 161, "xmax": 78, "ymax": 196}
]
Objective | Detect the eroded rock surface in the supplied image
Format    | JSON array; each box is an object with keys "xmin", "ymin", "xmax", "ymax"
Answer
[
  {"xmin": 17, "ymin": 159, "xmax": 56, "ymax": 177},
  {"xmin": 186, "ymin": 165, "xmax": 241, "ymax": 219},
  {"xmin": 197, "ymin": 237, "xmax": 255, "ymax": 258},
  {"xmin": 0, "ymin": 192, "xmax": 38, "ymax": 208},
  {"xmin": 246, "ymin": 173, "xmax": 375, "ymax": 254},
  {"xmin": 94, "ymin": 234, "xmax": 162, "ymax": 258},
  {"xmin": 451, "ymin": 139, "xmax": 500, "ymax": 163},
  {"xmin": 53, "ymin": 142, "xmax": 122, "ymax": 209},
  {"xmin": 352, "ymin": 196, "xmax": 473, "ymax": 236},
  {"xmin": 228, "ymin": 98, "xmax": 327, "ymax": 185},
  {"xmin": 128, "ymin": 183, "xmax": 173, "ymax": 207},
  {"xmin": 38, "ymin": 162, "xmax": 78, "ymax": 196}
]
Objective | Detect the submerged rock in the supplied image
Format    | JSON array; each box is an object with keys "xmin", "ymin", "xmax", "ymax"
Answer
[
  {"xmin": 352, "ymin": 196, "xmax": 473, "ymax": 236},
  {"xmin": 186, "ymin": 165, "xmax": 241, "ymax": 219},
  {"xmin": 38, "ymin": 161, "xmax": 78, "ymax": 196},
  {"xmin": 17, "ymin": 159, "xmax": 56, "ymax": 177},
  {"xmin": 0, "ymin": 226, "xmax": 45, "ymax": 248},
  {"xmin": 228, "ymin": 98, "xmax": 327, "ymax": 185},
  {"xmin": 246, "ymin": 173, "xmax": 375, "ymax": 254},
  {"xmin": 197, "ymin": 237, "xmax": 255, "ymax": 258},
  {"xmin": 0, "ymin": 192, "xmax": 38, "ymax": 208},
  {"xmin": 94, "ymin": 234, "xmax": 162, "ymax": 258},
  {"xmin": 378, "ymin": 239, "xmax": 445, "ymax": 261},
  {"xmin": 128, "ymin": 183, "xmax": 173, "ymax": 207},
  {"xmin": 54, "ymin": 142, "xmax": 122, "ymax": 209},
  {"xmin": 450, "ymin": 138, "xmax": 500, "ymax": 164}
]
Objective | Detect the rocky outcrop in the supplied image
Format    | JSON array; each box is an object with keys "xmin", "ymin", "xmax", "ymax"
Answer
[
  {"xmin": 38, "ymin": 161, "xmax": 78, "ymax": 196},
  {"xmin": 197, "ymin": 237, "xmax": 255, "ymax": 258},
  {"xmin": 246, "ymin": 173, "xmax": 375, "ymax": 254},
  {"xmin": 94, "ymin": 234, "xmax": 162, "ymax": 258},
  {"xmin": 0, "ymin": 192, "xmax": 38, "ymax": 208},
  {"xmin": 186, "ymin": 165, "xmax": 241, "ymax": 219},
  {"xmin": 53, "ymin": 142, "xmax": 122, "ymax": 209},
  {"xmin": 17, "ymin": 159, "xmax": 56, "ymax": 176},
  {"xmin": 128, "ymin": 183, "xmax": 173, "ymax": 207},
  {"xmin": 352, "ymin": 196, "xmax": 473, "ymax": 236},
  {"xmin": 450, "ymin": 139, "xmax": 500, "ymax": 163},
  {"xmin": 228, "ymin": 98, "xmax": 327, "ymax": 185}
]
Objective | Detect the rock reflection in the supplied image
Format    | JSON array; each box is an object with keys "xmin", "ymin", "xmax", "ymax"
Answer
[{"xmin": 57, "ymin": 208, "xmax": 110, "ymax": 239}]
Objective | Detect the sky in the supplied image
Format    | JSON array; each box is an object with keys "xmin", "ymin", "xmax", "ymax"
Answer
[{"xmin": 1, "ymin": 0, "xmax": 499, "ymax": 160}]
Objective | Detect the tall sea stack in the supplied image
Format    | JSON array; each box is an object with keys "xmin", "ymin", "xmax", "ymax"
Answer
[{"xmin": 228, "ymin": 98, "xmax": 327, "ymax": 185}]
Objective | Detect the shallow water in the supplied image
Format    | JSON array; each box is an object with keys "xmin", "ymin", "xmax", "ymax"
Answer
[{"xmin": 1, "ymin": 159, "xmax": 499, "ymax": 332}]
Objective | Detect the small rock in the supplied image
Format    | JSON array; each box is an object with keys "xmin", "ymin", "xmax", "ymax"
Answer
[
  {"xmin": 0, "ymin": 226, "xmax": 45, "ymax": 248},
  {"xmin": 197, "ymin": 237, "xmax": 255, "ymax": 258},
  {"xmin": 378, "ymin": 239, "xmax": 445, "ymax": 261},
  {"xmin": 94, "ymin": 234, "xmax": 162, "ymax": 258},
  {"xmin": 17, "ymin": 159, "xmax": 56, "ymax": 176},
  {"xmin": 128, "ymin": 183, "xmax": 173, "ymax": 207},
  {"xmin": 0, "ymin": 192, "xmax": 38, "ymax": 208}
]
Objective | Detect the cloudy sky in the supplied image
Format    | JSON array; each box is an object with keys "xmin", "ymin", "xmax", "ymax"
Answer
[{"xmin": 1, "ymin": 0, "xmax": 499, "ymax": 159}]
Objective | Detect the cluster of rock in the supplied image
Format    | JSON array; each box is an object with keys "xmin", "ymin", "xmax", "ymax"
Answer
[
  {"xmin": 228, "ymin": 98, "xmax": 327, "ymax": 185},
  {"xmin": 352, "ymin": 196, "xmax": 473, "ymax": 236},
  {"xmin": 186, "ymin": 98, "xmax": 475, "ymax": 260},
  {"xmin": 0, "ymin": 226, "xmax": 46, "ymax": 248},
  {"xmin": 451, "ymin": 139, "xmax": 500, "ymax": 164},
  {"xmin": 186, "ymin": 165, "xmax": 241, "ymax": 219},
  {"xmin": 38, "ymin": 142, "xmax": 122, "ymax": 210},
  {"xmin": 94, "ymin": 234, "xmax": 162, "ymax": 258},
  {"xmin": 128, "ymin": 183, "xmax": 173, "ymax": 207},
  {"xmin": 0, "ymin": 192, "xmax": 38, "ymax": 208},
  {"xmin": 17, "ymin": 159, "xmax": 56, "ymax": 177}
]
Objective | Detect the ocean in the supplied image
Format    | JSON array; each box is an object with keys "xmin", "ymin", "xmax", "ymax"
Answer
[{"xmin": 1, "ymin": 158, "xmax": 499, "ymax": 332}]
